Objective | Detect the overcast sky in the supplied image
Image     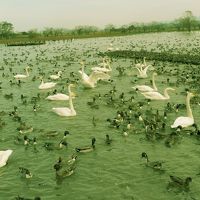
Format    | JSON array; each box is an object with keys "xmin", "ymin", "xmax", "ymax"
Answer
[{"xmin": 0, "ymin": 0, "xmax": 199, "ymax": 31}]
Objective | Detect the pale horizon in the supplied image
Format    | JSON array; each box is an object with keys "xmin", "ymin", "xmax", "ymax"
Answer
[{"xmin": 0, "ymin": 0, "xmax": 199, "ymax": 31}]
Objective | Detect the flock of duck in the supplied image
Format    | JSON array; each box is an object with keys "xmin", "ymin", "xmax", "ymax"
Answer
[{"xmin": 0, "ymin": 37, "xmax": 200, "ymax": 199}]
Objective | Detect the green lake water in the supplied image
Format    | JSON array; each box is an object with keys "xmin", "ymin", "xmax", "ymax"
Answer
[{"xmin": 0, "ymin": 32, "xmax": 200, "ymax": 200}]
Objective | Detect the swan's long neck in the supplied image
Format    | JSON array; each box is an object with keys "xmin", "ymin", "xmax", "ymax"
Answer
[
  {"xmin": 152, "ymin": 74, "xmax": 157, "ymax": 91},
  {"xmin": 25, "ymin": 68, "xmax": 29, "ymax": 77},
  {"xmin": 81, "ymin": 64, "xmax": 85, "ymax": 76},
  {"xmin": 107, "ymin": 62, "xmax": 111, "ymax": 70},
  {"xmin": 143, "ymin": 65, "xmax": 150, "ymax": 74},
  {"xmin": 143, "ymin": 57, "xmax": 146, "ymax": 66},
  {"xmin": 136, "ymin": 66, "xmax": 142, "ymax": 73},
  {"xmin": 163, "ymin": 88, "xmax": 170, "ymax": 99},
  {"xmin": 186, "ymin": 94, "xmax": 193, "ymax": 119},
  {"xmin": 68, "ymin": 86, "xmax": 75, "ymax": 113}
]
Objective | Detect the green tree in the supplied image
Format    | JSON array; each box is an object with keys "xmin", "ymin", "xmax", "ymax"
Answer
[
  {"xmin": 179, "ymin": 10, "xmax": 197, "ymax": 32},
  {"xmin": 0, "ymin": 21, "xmax": 14, "ymax": 38},
  {"xmin": 104, "ymin": 24, "xmax": 116, "ymax": 33}
]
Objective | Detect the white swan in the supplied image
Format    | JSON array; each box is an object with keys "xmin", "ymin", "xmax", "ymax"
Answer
[
  {"xmin": 132, "ymin": 72, "xmax": 158, "ymax": 92},
  {"xmin": 135, "ymin": 57, "xmax": 152, "ymax": 78},
  {"xmin": 39, "ymin": 79, "xmax": 56, "ymax": 90},
  {"xmin": 141, "ymin": 87, "xmax": 175, "ymax": 100},
  {"xmin": 171, "ymin": 92, "xmax": 195, "ymax": 128},
  {"xmin": 52, "ymin": 84, "xmax": 76, "ymax": 117},
  {"xmin": 135, "ymin": 65, "xmax": 151, "ymax": 78},
  {"xmin": 0, "ymin": 150, "xmax": 13, "ymax": 168},
  {"xmin": 50, "ymin": 71, "xmax": 62, "ymax": 80},
  {"xmin": 46, "ymin": 84, "xmax": 76, "ymax": 101},
  {"xmin": 135, "ymin": 57, "xmax": 147, "ymax": 69},
  {"xmin": 91, "ymin": 58, "xmax": 112, "ymax": 73},
  {"xmin": 79, "ymin": 62, "xmax": 110, "ymax": 88},
  {"xmin": 14, "ymin": 66, "xmax": 30, "ymax": 79}
]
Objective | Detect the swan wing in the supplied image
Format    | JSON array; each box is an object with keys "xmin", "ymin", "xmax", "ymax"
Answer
[
  {"xmin": 46, "ymin": 93, "xmax": 69, "ymax": 100},
  {"xmin": 79, "ymin": 70, "xmax": 89, "ymax": 80},
  {"xmin": 39, "ymin": 82, "xmax": 56, "ymax": 89},
  {"xmin": 171, "ymin": 117, "xmax": 194, "ymax": 128},
  {"xmin": 50, "ymin": 75, "xmax": 59, "ymax": 80},
  {"xmin": 14, "ymin": 74, "xmax": 27, "ymax": 79},
  {"xmin": 91, "ymin": 67, "xmax": 111, "ymax": 73},
  {"xmin": 89, "ymin": 71, "xmax": 110, "ymax": 84},
  {"xmin": 141, "ymin": 91, "xmax": 165, "ymax": 100},
  {"xmin": 132, "ymin": 85, "xmax": 154, "ymax": 92},
  {"xmin": 52, "ymin": 107, "xmax": 72, "ymax": 116},
  {"xmin": 0, "ymin": 150, "xmax": 13, "ymax": 167}
]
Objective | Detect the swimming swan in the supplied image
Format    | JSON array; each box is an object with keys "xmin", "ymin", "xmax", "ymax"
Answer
[
  {"xmin": 52, "ymin": 84, "xmax": 76, "ymax": 117},
  {"xmin": 91, "ymin": 59, "xmax": 112, "ymax": 73},
  {"xmin": 14, "ymin": 66, "xmax": 30, "ymax": 79},
  {"xmin": 46, "ymin": 85, "xmax": 75, "ymax": 101},
  {"xmin": 135, "ymin": 65, "xmax": 151, "ymax": 78},
  {"xmin": 0, "ymin": 150, "xmax": 13, "ymax": 168},
  {"xmin": 79, "ymin": 62, "xmax": 110, "ymax": 88},
  {"xmin": 39, "ymin": 79, "xmax": 56, "ymax": 90},
  {"xmin": 141, "ymin": 87, "xmax": 175, "ymax": 100},
  {"xmin": 135, "ymin": 58, "xmax": 152, "ymax": 78},
  {"xmin": 132, "ymin": 72, "xmax": 158, "ymax": 92},
  {"xmin": 50, "ymin": 71, "xmax": 62, "ymax": 80},
  {"xmin": 171, "ymin": 92, "xmax": 195, "ymax": 128}
]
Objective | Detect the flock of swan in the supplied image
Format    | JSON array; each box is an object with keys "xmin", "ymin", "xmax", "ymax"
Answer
[{"xmin": 0, "ymin": 52, "xmax": 196, "ymax": 172}]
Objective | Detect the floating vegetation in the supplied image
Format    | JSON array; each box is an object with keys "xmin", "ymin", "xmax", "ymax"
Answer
[{"xmin": 102, "ymin": 49, "xmax": 200, "ymax": 65}]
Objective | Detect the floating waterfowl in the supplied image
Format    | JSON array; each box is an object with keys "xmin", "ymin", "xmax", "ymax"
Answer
[
  {"xmin": 105, "ymin": 134, "xmax": 112, "ymax": 145},
  {"xmin": 79, "ymin": 62, "xmax": 110, "ymax": 88},
  {"xmin": 76, "ymin": 137, "xmax": 96, "ymax": 153},
  {"xmin": 141, "ymin": 152, "xmax": 163, "ymax": 170},
  {"xmin": 50, "ymin": 71, "xmax": 62, "ymax": 80},
  {"xmin": 132, "ymin": 72, "xmax": 158, "ymax": 92},
  {"xmin": 14, "ymin": 66, "xmax": 30, "ymax": 79},
  {"xmin": 135, "ymin": 58, "xmax": 152, "ymax": 78},
  {"xmin": 38, "ymin": 79, "xmax": 56, "ymax": 90},
  {"xmin": 171, "ymin": 92, "xmax": 195, "ymax": 128},
  {"xmin": 92, "ymin": 58, "xmax": 112, "ymax": 73},
  {"xmin": 141, "ymin": 87, "xmax": 175, "ymax": 100},
  {"xmin": 52, "ymin": 84, "xmax": 76, "ymax": 116},
  {"xmin": 46, "ymin": 84, "xmax": 76, "ymax": 100},
  {"xmin": 54, "ymin": 157, "xmax": 75, "ymax": 178},
  {"xmin": 19, "ymin": 167, "xmax": 32, "ymax": 178},
  {"xmin": 168, "ymin": 175, "xmax": 192, "ymax": 190}
]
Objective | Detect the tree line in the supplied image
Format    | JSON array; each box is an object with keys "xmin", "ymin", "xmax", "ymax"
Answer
[{"xmin": 0, "ymin": 11, "xmax": 200, "ymax": 40}]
